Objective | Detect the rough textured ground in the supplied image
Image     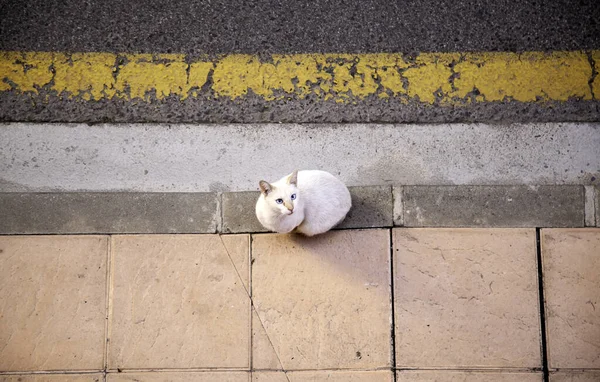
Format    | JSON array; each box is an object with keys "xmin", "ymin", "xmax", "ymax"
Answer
[
  {"xmin": 1, "ymin": 229, "xmax": 599, "ymax": 381},
  {"xmin": 1, "ymin": 0, "xmax": 599, "ymax": 54}
]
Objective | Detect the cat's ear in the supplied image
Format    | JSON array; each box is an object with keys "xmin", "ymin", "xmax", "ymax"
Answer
[
  {"xmin": 259, "ymin": 180, "xmax": 272, "ymax": 195},
  {"xmin": 287, "ymin": 170, "xmax": 298, "ymax": 186}
]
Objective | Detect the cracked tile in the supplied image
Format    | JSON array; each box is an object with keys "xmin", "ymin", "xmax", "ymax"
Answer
[
  {"xmin": 542, "ymin": 228, "xmax": 600, "ymax": 369},
  {"xmin": 109, "ymin": 234, "xmax": 250, "ymax": 369},
  {"xmin": 252, "ymin": 308, "xmax": 282, "ymax": 370},
  {"xmin": 251, "ymin": 230, "xmax": 391, "ymax": 370},
  {"xmin": 0, "ymin": 236, "xmax": 108, "ymax": 371},
  {"xmin": 393, "ymin": 228, "xmax": 540, "ymax": 368}
]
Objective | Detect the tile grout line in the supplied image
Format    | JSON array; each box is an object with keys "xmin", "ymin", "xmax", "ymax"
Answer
[
  {"xmin": 105, "ymin": 235, "xmax": 116, "ymax": 376},
  {"xmin": 0, "ymin": 366, "xmax": 555, "ymax": 376},
  {"xmin": 249, "ymin": 234, "xmax": 253, "ymax": 382},
  {"xmin": 102, "ymin": 368, "xmax": 252, "ymax": 373},
  {"xmin": 394, "ymin": 367, "xmax": 552, "ymax": 372},
  {"xmin": 535, "ymin": 228, "xmax": 550, "ymax": 382},
  {"xmin": 391, "ymin": 186, "xmax": 399, "ymax": 382},
  {"xmin": 0, "ymin": 371, "xmax": 105, "ymax": 376},
  {"xmin": 388, "ymin": 228, "xmax": 397, "ymax": 382},
  {"xmin": 103, "ymin": 235, "xmax": 112, "ymax": 375}
]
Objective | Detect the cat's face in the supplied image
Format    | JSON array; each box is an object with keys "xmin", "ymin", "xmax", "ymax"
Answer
[
  {"xmin": 259, "ymin": 171, "xmax": 299, "ymax": 216},
  {"xmin": 264, "ymin": 184, "xmax": 299, "ymax": 215}
]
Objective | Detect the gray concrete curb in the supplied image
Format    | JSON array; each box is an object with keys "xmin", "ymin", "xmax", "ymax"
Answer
[
  {"xmin": 0, "ymin": 185, "xmax": 594, "ymax": 234},
  {"xmin": 0, "ymin": 193, "xmax": 219, "ymax": 234},
  {"xmin": 402, "ymin": 185, "xmax": 585, "ymax": 228},
  {"xmin": 585, "ymin": 186, "xmax": 597, "ymax": 227}
]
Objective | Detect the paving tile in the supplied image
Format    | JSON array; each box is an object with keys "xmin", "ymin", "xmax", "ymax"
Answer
[
  {"xmin": 251, "ymin": 229, "xmax": 391, "ymax": 370},
  {"xmin": 0, "ymin": 375, "xmax": 103, "ymax": 382},
  {"xmin": 222, "ymin": 191, "xmax": 268, "ymax": 233},
  {"xmin": 542, "ymin": 228, "xmax": 600, "ymax": 369},
  {"xmin": 336, "ymin": 186, "xmax": 393, "ymax": 229},
  {"xmin": 109, "ymin": 234, "xmax": 250, "ymax": 369},
  {"xmin": 403, "ymin": 185, "xmax": 584, "ymax": 227},
  {"xmin": 0, "ymin": 192, "xmax": 219, "ymax": 234},
  {"xmin": 550, "ymin": 371, "xmax": 600, "ymax": 382},
  {"xmin": 107, "ymin": 372, "xmax": 248, "ymax": 381},
  {"xmin": 0, "ymin": 236, "xmax": 108, "ymax": 372},
  {"xmin": 393, "ymin": 228, "xmax": 540, "ymax": 368},
  {"xmin": 395, "ymin": 371, "xmax": 542, "ymax": 381},
  {"xmin": 253, "ymin": 371, "xmax": 393, "ymax": 381}
]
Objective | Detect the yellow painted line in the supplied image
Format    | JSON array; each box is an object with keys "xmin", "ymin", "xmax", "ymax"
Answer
[
  {"xmin": 593, "ymin": 50, "xmax": 600, "ymax": 99},
  {"xmin": 0, "ymin": 51, "xmax": 596, "ymax": 104}
]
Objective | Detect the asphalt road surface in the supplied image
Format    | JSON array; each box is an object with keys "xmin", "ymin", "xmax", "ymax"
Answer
[{"xmin": 1, "ymin": 0, "xmax": 598, "ymax": 123}]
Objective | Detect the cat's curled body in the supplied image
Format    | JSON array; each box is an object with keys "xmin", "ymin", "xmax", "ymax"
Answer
[{"xmin": 255, "ymin": 170, "xmax": 351, "ymax": 236}]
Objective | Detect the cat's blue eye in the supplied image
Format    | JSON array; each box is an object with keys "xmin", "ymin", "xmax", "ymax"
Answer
[
  {"xmin": 291, "ymin": 194, "xmax": 296, "ymax": 200},
  {"xmin": 276, "ymin": 198, "xmax": 284, "ymax": 204}
]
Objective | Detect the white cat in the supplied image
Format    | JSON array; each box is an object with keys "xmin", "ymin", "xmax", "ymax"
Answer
[{"xmin": 255, "ymin": 170, "xmax": 352, "ymax": 236}]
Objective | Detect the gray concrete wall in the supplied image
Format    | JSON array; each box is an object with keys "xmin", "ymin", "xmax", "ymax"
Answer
[{"xmin": 1, "ymin": 123, "xmax": 599, "ymax": 192}]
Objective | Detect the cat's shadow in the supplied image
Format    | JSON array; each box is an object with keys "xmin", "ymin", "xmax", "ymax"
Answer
[{"xmin": 280, "ymin": 229, "xmax": 391, "ymax": 293}]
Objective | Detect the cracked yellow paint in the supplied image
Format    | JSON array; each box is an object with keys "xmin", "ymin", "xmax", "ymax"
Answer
[
  {"xmin": 592, "ymin": 50, "xmax": 600, "ymax": 100},
  {"xmin": 53, "ymin": 52, "xmax": 116, "ymax": 100},
  {"xmin": 268, "ymin": 54, "xmax": 332, "ymax": 98},
  {"xmin": 454, "ymin": 51, "xmax": 592, "ymax": 102},
  {"xmin": 116, "ymin": 54, "xmax": 189, "ymax": 100},
  {"xmin": 0, "ymin": 52, "xmax": 54, "ymax": 93},
  {"xmin": 188, "ymin": 61, "xmax": 214, "ymax": 97},
  {"xmin": 0, "ymin": 50, "xmax": 596, "ymax": 103},
  {"xmin": 212, "ymin": 54, "xmax": 262, "ymax": 99},
  {"xmin": 404, "ymin": 53, "xmax": 460, "ymax": 104}
]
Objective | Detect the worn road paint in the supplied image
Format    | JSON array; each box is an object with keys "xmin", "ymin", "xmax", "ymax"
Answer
[{"xmin": 0, "ymin": 51, "xmax": 597, "ymax": 104}]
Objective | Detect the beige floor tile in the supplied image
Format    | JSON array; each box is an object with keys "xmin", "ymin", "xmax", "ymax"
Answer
[
  {"xmin": 109, "ymin": 234, "xmax": 250, "ymax": 369},
  {"xmin": 251, "ymin": 230, "xmax": 392, "ymax": 370},
  {"xmin": 393, "ymin": 228, "xmax": 541, "ymax": 368},
  {"xmin": 396, "ymin": 371, "xmax": 542, "ymax": 381},
  {"xmin": 542, "ymin": 228, "xmax": 600, "ymax": 369},
  {"xmin": 253, "ymin": 370, "xmax": 393, "ymax": 382},
  {"xmin": 0, "ymin": 236, "xmax": 108, "ymax": 372},
  {"xmin": 107, "ymin": 371, "xmax": 248, "ymax": 381},
  {"xmin": 550, "ymin": 371, "xmax": 600, "ymax": 382},
  {"xmin": 0, "ymin": 375, "xmax": 103, "ymax": 382}
]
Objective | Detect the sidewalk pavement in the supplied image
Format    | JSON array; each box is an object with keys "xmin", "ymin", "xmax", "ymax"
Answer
[{"xmin": 1, "ymin": 228, "xmax": 598, "ymax": 381}]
